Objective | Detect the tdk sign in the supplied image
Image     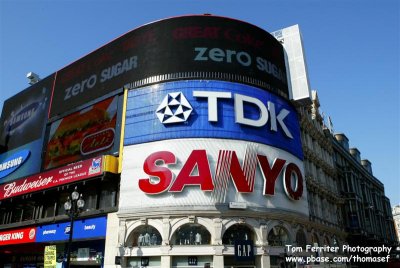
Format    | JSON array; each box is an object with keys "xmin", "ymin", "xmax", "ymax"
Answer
[
  {"xmin": 192, "ymin": 91, "xmax": 293, "ymax": 139},
  {"xmin": 125, "ymin": 80, "xmax": 303, "ymax": 159},
  {"xmin": 156, "ymin": 92, "xmax": 193, "ymax": 124}
]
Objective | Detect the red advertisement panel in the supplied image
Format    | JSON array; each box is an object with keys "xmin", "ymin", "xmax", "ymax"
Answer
[
  {"xmin": 0, "ymin": 227, "xmax": 37, "ymax": 246},
  {"xmin": 0, "ymin": 157, "xmax": 102, "ymax": 200},
  {"xmin": 44, "ymin": 96, "xmax": 117, "ymax": 169}
]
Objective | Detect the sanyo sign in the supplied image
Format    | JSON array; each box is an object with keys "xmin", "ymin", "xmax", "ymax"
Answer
[
  {"xmin": 138, "ymin": 148, "xmax": 303, "ymax": 200},
  {"xmin": 121, "ymin": 139, "xmax": 308, "ymax": 213}
]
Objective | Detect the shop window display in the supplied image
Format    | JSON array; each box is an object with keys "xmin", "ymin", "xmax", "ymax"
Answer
[
  {"xmin": 267, "ymin": 225, "xmax": 290, "ymax": 246},
  {"xmin": 171, "ymin": 223, "xmax": 211, "ymax": 245},
  {"xmin": 130, "ymin": 225, "xmax": 162, "ymax": 247},
  {"xmin": 222, "ymin": 224, "xmax": 254, "ymax": 245}
]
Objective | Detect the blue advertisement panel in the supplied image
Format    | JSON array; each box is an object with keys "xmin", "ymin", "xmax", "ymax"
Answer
[
  {"xmin": 35, "ymin": 216, "xmax": 107, "ymax": 242},
  {"xmin": 0, "ymin": 74, "xmax": 54, "ymax": 183},
  {"xmin": 124, "ymin": 80, "xmax": 303, "ymax": 159}
]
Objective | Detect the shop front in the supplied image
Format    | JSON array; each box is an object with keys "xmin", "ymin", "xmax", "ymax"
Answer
[{"xmin": 0, "ymin": 216, "xmax": 107, "ymax": 268}]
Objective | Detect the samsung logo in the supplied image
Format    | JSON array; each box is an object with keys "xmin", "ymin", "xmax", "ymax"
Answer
[
  {"xmin": 4, "ymin": 102, "xmax": 40, "ymax": 133},
  {"xmin": 0, "ymin": 150, "xmax": 30, "ymax": 179}
]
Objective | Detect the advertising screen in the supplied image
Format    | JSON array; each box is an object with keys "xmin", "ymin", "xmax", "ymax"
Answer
[
  {"xmin": 0, "ymin": 74, "xmax": 54, "ymax": 183},
  {"xmin": 120, "ymin": 139, "xmax": 309, "ymax": 216},
  {"xmin": 44, "ymin": 96, "xmax": 118, "ymax": 170},
  {"xmin": 124, "ymin": 80, "xmax": 302, "ymax": 160},
  {"xmin": 0, "ymin": 157, "xmax": 103, "ymax": 200},
  {"xmin": 272, "ymin": 25, "xmax": 311, "ymax": 104},
  {"xmin": 50, "ymin": 15, "xmax": 288, "ymax": 117},
  {"xmin": 0, "ymin": 227, "xmax": 37, "ymax": 246},
  {"xmin": 35, "ymin": 216, "xmax": 107, "ymax": 242}
]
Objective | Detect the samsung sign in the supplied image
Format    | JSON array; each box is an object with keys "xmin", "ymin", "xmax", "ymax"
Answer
[
  {"xmin": 35, "ymin": 216, "xmax": 107, "ymax": 242},
  {"xmin": 0, "ymin": 149, "xmax": 30, "ymax": 179},
  {"xmin": 124, "ymin": 80, "xmax": 302, "ymax": 159}
]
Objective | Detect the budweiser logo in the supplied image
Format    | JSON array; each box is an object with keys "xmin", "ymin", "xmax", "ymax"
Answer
[{"xmin": 3, "ymin": 176, "xmax": 53, "ymax": 198}]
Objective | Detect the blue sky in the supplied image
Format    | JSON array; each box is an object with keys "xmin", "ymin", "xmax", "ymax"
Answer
[{"xmin": 0, "ymin": 0, "xmax": 399, "ymax": 206}]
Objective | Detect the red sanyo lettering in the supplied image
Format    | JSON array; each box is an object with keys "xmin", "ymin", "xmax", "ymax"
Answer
[
  {"xmin": 169, "ymin": 150, "xmax": 213, "ymax": 192},
  {"xmin": 138, "ymin": 151, "xmax": 175, "ymax": 194},
  {"xmin": 138, "ymin": 150, "xmax": 303, "ymax": 200}
]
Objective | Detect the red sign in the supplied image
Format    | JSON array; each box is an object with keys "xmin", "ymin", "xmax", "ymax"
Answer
[
  {"xmin": 0, "ymin": 157, "xmax": 102, "ymax": 200},
  {"xmin": 138, "ymin": 149, "xmax": 303, "ymax": 200},
  {"xmin": 0, "ymin": 227, "xmax": 37, "ymax": 245}
]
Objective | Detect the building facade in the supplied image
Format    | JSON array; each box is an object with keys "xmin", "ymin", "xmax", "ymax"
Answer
[
  {"xmin": 297, "ymin": 90, "xmax": 347, "ymax": 250},
  {"xmin": 0, "ymin": 15, "xmax": 397, "ymax": 268},
  {"xmin": 392, "ymin": 205, "xmax": 400, "ymax": 242},
  {"xmin": 332, "ymin": 133, "xmax": 397, "ymax": 247}
]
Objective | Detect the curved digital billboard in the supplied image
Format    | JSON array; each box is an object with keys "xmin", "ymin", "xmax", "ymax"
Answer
[
  {"xmin": 124, "ymin": 80, "xmax": 302, "ymax": 160},
  {"xmin": 120, "ymin": 139, "xmax": 308, "ymax": 216},
  {"xmin": 0, "ymin": 74, "xmax": 54, "ymax": 183},
  {"xmin": 50, "ymin": 15, "xmax": 288, "ymax": 118}
]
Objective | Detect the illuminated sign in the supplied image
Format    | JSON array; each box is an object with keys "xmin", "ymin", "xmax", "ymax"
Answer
[
  {"xmin": 235, "ymin": 240, "xmax": 254, "ymax": 261},
  {"xmin": 0, "ymin": 149, "xmax": 30, "ymax": 179},
  {"xmin": 0, "ymin": 75, "xmax": 53, "ymax": 151},
  {"xmin": 44, "ymin": 96, "xmax": 118, "ymax": 170},
  {"xmin": 36, "ymin": 216, "xmax": 107, "ymax": 242},
  {"xmin": 120, "ymin": 139, "xmax": 308, "ymax": 215},
  {"xmin": 138, "ymin": 149, "xmax": 303, "ymax": 200},
  {"xmin": 0, "ymin": 157, "xmax": 104, "ymax": 200},
  {"xmin": 50, "ymin": 15, "xmax": 287, "ymax": 117},
  {"xmin": 0, "ymin": 227, "xmax": 36, "ymax": 246},
  {"xmin": 0, "ymin": 140, "xmax": 43, "ymax": 183},
  {"xmin": 125, "ymin": 80, "xmax": 302, "ymax": 159},
  {"xmin": 156, "ymin": 92, "xmax": 193, "ymax": 124}
]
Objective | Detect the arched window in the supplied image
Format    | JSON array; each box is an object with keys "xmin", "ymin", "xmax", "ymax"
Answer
[
  {"xmin": 311, "ymin": 233, "xmax": 319, "ymax": 247},
  {"xmin": 324, "ymin": 236, "xmax": 330, "ymax": 246},
  {"xmin": 171, "ymin": 223, "xmax": 211, "ymax": 245},
  {"xmin": 222, "ymin": 224, "xmax": 254, "ymax": 245},
  {"xmin": 295, "ymin": 229, "xmax": 307, "ymax": 248},
  {"xmin": 267, "ymin": 226, "xmax": 290, "ymax": 246},
  {"xmin": 332, "ymin": 236, "xmax": 339, "ymax": 247},
  {"xmin": 129, "ymin": 225, "xmax": 162, "ymax": 247}
]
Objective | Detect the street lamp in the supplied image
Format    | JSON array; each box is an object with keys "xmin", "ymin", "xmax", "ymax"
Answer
[{"xmin": 64, "ymin": 186, "xmax": 85, "ymax": 268}]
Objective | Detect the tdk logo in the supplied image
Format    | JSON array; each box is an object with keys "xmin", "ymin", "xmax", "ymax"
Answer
[
  {"xmin": 156, "ymin": 92, "xmax": 193, "ymax": 124},
  {"xmin": 156, "ymin": 91, "xmax": 293, "ymax": 139}
]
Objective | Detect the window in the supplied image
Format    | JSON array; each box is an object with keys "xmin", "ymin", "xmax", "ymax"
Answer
[
  {"xmin": 296, "ymin": 229, "xmax": 307, "ymax": 248},
  {"xmin": 223, "ymin": 224, "xmax": 254, "ymax": 245},
  {"xmin": 99, "ymin": 181, "xmax": 117, "ymax": 209},
  {"xmin": 172, "ymin": 223, "xmax": 211, "ymax": 245},
  {"xmin": 267, "ymin": 226, "xmax": 290, "ymax": 246},
  {"xmin": 129, "ymin": 225, "xmax": 162, "ymax": 247}
]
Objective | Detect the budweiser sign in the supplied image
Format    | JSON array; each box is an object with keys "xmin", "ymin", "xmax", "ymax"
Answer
[{"xmin": 0, "ymin": 157, "xmax": 103, "ymax": 200}]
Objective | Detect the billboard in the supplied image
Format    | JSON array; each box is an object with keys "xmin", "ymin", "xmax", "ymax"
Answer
[
  {"xmin": 0, "ymin": 227, "xmax": 37, "ymax": 246},
  {"xmin": 0, "ymin": 74, "xmax": 54, "ymax": 183},
  {"xmin": 124, "ymin": 80, "xmax": 302, "ymax": 159},
  {"xmin": 272, "ymin": 25, "xmax": 311, "ymax": 104},
  {"xmin": 120, "ymin": 139, "xmax": 308, "ymax": 216},
  {"xmin": 49, "ymin": 15, "xmax": 288, "ymax": 117},
  {"xmin": 44, "ymin": 96, "xmax": 119, "ymax": 170},
  {"xmin": 0, "ymin": 156, "xmax": 105, "ymax": 200},
  {"xmin": 36, "ymin": 216, "xmax": 107, "ymax": 242}
]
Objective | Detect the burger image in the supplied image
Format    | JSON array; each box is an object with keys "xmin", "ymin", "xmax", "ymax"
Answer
[{"xmin": 44, "ymin": 103, "xmax": 116, "ymax": 169}]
